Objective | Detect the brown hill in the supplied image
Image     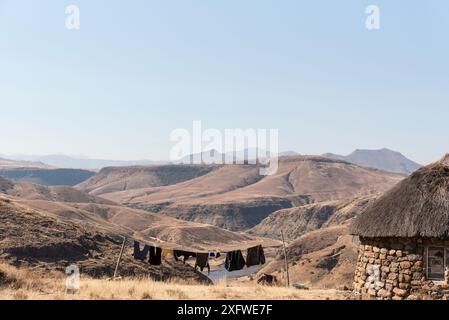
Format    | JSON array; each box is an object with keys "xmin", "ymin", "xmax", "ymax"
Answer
[
  {"xmin": 76, "ymin": 164, "xmax": 216, "ymax": 195},
  {"xmin": 16, "ymin": 199, "xmax": 267, "ymax": 252},
  {"xmin": 208, "ymin": 156, "xmax": 400, "ymax": 203},
  {"xmin": 0, "ymin": 197, "xmax": 210, "ymax": 282},
  {"xmin": 247, "ymin": 195, "xmax": 377, "ymax": 241},
  {"xmin": 323, "ymin": 148, "xmax": 422, "ymax": 175},
  {"xmin": 0, "ymin": 158, "xmax": 52, "ymax": 169},
  {"xmin": 0, "ymin": 176, "xmax": 113, "ymax": 204},
  {"xmin": 142, "ymin": 197, "xmax": 292, "ymax": 232},
  {"xmin": 84, "ymin": 156, "xmax": 403, "ymax": 231},
  {"xmin": 0, "ymin": 176, "xmax": 269, "ymax": 251},
  {"xmin": 92, "ymin": 164, "xmax": 264, "ymax": 204},
  {"xmin": 0, "ymin": 168, "xmax": 95, "ymax": 186},
  {"xmin": 258, "ymin": 224, "xmax": 357, "ymax": 289}
]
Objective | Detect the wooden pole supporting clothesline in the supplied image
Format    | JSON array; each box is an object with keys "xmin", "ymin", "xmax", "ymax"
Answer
[
  {"xmin": 113, "ymin": 236, "xmax": 127, "ymax": 279},
  {"xmin": 281, "ymin": 230, "xmax": 290, "ymax": 288}
]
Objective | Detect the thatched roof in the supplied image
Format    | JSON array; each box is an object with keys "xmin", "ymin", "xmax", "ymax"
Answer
[{"xmin": 350, "ymin": 154, "xmax": 449, "ymax": 238}]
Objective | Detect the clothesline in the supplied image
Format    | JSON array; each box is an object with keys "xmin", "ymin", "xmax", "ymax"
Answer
[
  {"xmin": 131, "ymin": 237, "xmax": 267, "ymax": 274},
  {"xmin": 128, "ymin": 233, "xmax": 279, "ymax": 254},
  {"xmin": 131, "ymin": 238, "xmax": 267, "ymax": 254}
]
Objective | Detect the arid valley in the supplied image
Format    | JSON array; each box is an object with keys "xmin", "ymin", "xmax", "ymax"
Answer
[{"xmin": 0, "ymin": 149, "xmax": 419, "ymax": 300}]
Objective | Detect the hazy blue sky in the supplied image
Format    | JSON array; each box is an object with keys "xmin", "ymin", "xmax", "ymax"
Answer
[{"xmin": 0, "ymin": 0, "xmax": 448, "ymax": 164}]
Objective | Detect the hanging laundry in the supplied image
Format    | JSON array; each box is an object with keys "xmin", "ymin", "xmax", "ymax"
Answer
[
  {"xmin": 225, "ymin": 250, "xmax": 246, "ymax": 271},
  {"xmin": 133, "ymin": 241, "xmax": 140, "ymax": 259},
  {"xmin": 174, "ymin": 250, "xmax": 196, "ymax": 263},
  {"xmin": 209, "ymin": 251, "xmax": 221, "ymax": 259},
  {"xmin": 195, "ymin": 253, "xmax": 210, "ymax": 274},
  {"xmin": 149, "ymin": 246, "xmax": 162, "ymax": 265},
  {"xmin": 246, "ymin": 245, "xmax": 266, "ymax": 267},
  {"xmin": 133, "ymin": 241, "xmax": 150, "ymax": 261}
]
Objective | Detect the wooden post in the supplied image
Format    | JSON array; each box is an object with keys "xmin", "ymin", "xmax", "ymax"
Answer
[
  {"xmin": 113, "ymin": 236, "xmax": 127, "ymax": 279},
  {"xmin": 281, "ymin": 230, "xmax": 290, "ymax": 287}
]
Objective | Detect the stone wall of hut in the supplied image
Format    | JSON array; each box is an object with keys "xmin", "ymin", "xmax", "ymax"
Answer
[{"xmin": 353, "ymin": 237, "xmax": 449, "ymax": 300}]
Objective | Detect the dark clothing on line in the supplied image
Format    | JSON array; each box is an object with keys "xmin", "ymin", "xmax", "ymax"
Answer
[
  {"xmin": 209, "ymin": 251, "xmax": 221, "ymax": 259},
  {"xmin": 225, "ymin": 250, "xmax": 246, "ymax": 271},
  {"xmin": 133, "ymin": 241, "xmax": 140, "ymax": 259},
  {"xmin": 174, "ymin": 250, "xmax": 196, "ymax": 263},
  {"xmin": 149, "ymin": 246, "xmax": 162, "ymax": 265},
  {"xmin": 246, "ymin": 245, "xmax": 266, "ymax": 267},
  {"xmin": 133, "ymin": 241, "xmax": 150, "ymax": 261},
  {"xmin": 195, "ymin": 253, "xmax": 210, "ymax": 274}
]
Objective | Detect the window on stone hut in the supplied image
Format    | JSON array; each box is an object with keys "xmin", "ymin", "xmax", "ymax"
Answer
[{"xmin": 426, "ymin": 247, "xmax": 445, "ymax": 281}]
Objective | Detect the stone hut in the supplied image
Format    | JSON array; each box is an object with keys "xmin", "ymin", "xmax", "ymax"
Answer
[{"xmin": 350, "ymin": 154, "xmax": 449, "ymax": 300}]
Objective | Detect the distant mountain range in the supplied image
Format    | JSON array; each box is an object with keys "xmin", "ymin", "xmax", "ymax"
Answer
[
  {"xmin": 278, "ymin": 150, "xmax": 301, "ymax": 157},
  {"xmin": 178, "ymin": 149, "xmax": 300, "ymax": 164},
  {"xmin": 0, "ymin": 154, "xmax": 168, "ymax": 170},
  {"xmin": 322, "ymin": 148, "xmax": 422, "ymax": 175},
  {"xmin": 177, "ymin": 148, "xmax": 421, "ymax": 175},
  {"xmin": 0, "ymin": 148, "xmax": 420, "ymax": 175}
]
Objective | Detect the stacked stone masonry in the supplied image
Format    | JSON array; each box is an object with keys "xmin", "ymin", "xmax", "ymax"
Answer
[{"xmin": 353, "ymin": 237, "xmax": 449, "ymax": 300}]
